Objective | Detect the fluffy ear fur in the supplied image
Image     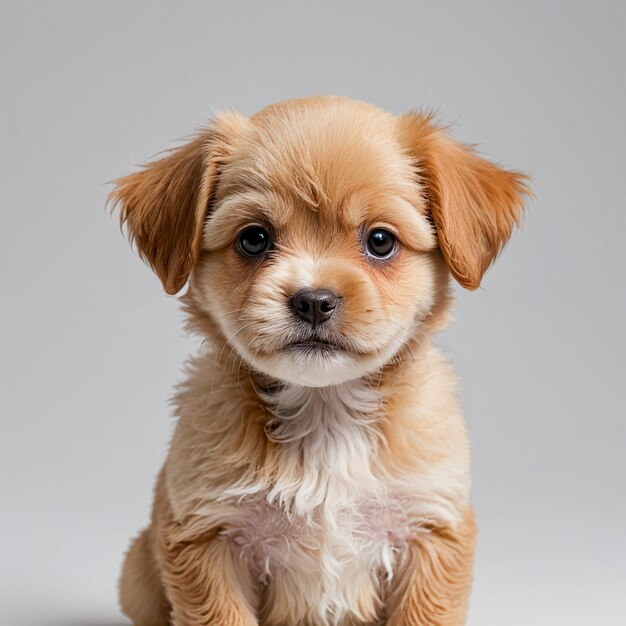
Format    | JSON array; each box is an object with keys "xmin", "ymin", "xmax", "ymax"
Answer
[
  {"xmin": 397, "ymin": 113, "xmax": 531, "ymax": 290},
  {"xmin": 109, "ymin": 113, "xmax": 244, "ymax": 294}
]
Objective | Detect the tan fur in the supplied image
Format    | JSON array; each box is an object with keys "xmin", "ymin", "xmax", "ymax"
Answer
[
  {"xmin": 396, "ymin": 113, "xmax": 531, "ymax": 290},
  {"xmin": 109, "ymin": 111, "xmax": 248, "ymax": 294},
  {"xmin": 110, "ymin": 96, "xmax": 528, "ymax": 625},
  {"xmin": 385, "ymin": 508, "xmax": 477, "ymax": 626}
]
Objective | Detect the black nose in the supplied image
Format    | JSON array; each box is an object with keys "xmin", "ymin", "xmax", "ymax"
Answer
[{"xmin": 290, "ymin": 288, "xmax": 339, "ymax": 326}]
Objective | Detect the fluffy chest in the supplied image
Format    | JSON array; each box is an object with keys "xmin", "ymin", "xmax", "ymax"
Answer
[
  {"xmin": 217, "ymin": 382, "xmax": 424, "ymax": 624},
  {"xmin": 222, "ymin": 493, "xmax": 422, "ymax": 625},
  {"xmin": 171, "ymin": 377, "xmax": 468, "ymax": 624}
]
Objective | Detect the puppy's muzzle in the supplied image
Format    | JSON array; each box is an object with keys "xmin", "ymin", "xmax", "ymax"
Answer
[{"xmin": 290, "ymin": 288, "xmax": 339, "ymax": 328}]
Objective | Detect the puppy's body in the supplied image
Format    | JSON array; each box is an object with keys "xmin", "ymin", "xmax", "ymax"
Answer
[{"xmin": 112, "ymin": 97, "xmax": 527, "ymax": 625}]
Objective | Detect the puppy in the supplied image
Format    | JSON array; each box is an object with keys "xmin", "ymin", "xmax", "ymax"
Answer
[{"xmin": 110, "ymin": 96, "xmax": 529, "ymax": 626}]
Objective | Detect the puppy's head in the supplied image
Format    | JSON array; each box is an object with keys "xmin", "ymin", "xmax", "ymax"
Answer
[{"xmin": 111, "ymin": 97, "xmax": 529, "ymax": 387}]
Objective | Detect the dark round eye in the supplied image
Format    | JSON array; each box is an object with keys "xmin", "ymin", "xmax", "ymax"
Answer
[
  {"xmin": 238, "ymin": 226, "xmax": 271, "ymax": 257},
  {"xmin": 366, "ymin": 229, "xmax": 396, "ymax": 258}
]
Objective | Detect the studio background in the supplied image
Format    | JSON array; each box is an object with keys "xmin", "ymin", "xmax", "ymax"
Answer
[{"xmin": 1, "ymin": 1, "xmax": 624, "ymax": 625}]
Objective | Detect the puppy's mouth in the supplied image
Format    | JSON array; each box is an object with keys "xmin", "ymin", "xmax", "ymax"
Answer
[{"xmin": 284, "ymin": 338, "xmax": 345, "ymax": 353}]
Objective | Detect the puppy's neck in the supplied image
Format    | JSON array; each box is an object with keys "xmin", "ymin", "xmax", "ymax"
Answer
[
  {"xmin": 259, "ymin": 379, "xmax": 382, "ymax": 444},
  {"xmin": 249, "ymin": 378, "xmax": 383, "ymax": 519}
]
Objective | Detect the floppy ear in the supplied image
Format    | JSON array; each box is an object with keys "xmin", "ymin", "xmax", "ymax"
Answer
[
  {"xmin": 397, "ymin": 113, "xmax": 531, "ymax": 290},
  {"xmin": 109, "ymin": 113, "xmax": 244, "ymax": 294}
]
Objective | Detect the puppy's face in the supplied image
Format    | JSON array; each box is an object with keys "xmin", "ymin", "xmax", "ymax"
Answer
[
  {"xmin": 111, "ymin": 97, "xmax": 529, "ymax": 387},
  {"xmin": 193, "ymin": 102, "xmax": 438, "ymax": 386}
]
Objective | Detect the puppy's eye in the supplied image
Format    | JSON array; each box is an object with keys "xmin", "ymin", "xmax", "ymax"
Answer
[
  {"xmin": 366, "ymin": 229, "xmax": 396, "ymax": 258},
  {"xmin": 238, "ymin": 226, "xmax": 272, "ymax": 257}
]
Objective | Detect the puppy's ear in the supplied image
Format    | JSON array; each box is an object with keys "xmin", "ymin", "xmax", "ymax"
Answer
[
  {"xmin": 109, "ymin": 113, "xmax": 245, "ymax": 294},
  {"xmin": 398, "ymin": 113, "xmax": 531, "ymax": 290}
]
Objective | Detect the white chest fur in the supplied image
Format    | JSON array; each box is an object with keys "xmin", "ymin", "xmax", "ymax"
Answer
[{"xmin": 219, "ymin": 381, "xmax": 427, "ymax": 625}]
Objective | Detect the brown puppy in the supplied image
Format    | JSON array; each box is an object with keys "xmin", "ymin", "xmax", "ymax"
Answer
[{"xmin": 110, "ymin": 96, "xmax": 529, "ymax": 626}]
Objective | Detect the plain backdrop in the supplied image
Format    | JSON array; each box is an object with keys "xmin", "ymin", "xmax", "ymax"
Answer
[{"xmin": 1, "ymin": 1, "xmax": 625, "ymax": 625}]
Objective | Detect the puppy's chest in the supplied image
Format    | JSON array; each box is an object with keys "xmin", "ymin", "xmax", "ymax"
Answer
[
  {"xmin": 221, "ymin": 490, "xmax": 419, "ymax": 625},
  {"xmin": 222, "ymin": 491, "xmax": 418, "ymax": 579},
  {"xmin": 217, "ymin": 383, "xmax": 425, "ymax": 623}
]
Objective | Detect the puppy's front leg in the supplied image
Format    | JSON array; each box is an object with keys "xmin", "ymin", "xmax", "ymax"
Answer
[
  {"xmin": 385, "ymin": 508, "xmax": 477, "ymax": 626},
  {"xmin": 158, "ymin": 526, "xmax": 259, "ymax": 626}
]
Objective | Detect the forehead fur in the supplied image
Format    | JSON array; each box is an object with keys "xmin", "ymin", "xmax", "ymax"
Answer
[{"xmin": 215, "ymin": 96, "xmax": 427, "ymax": 225}]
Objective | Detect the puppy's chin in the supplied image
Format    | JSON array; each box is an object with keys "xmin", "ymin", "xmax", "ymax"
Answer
[
  {"xmin": 253, "ymin": 350, "xmax": 367, "ymax": 387},
  {"xmin": 229, "ymin": 333, "xmax": 412, "ymax": 388}
]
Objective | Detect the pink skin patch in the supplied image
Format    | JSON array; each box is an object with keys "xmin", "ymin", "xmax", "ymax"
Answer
[
  {"xmin": 352, "ymin": 496, "xmax": 429, "ymax": 578},
  {"xmin": 220, "ymin": 501, "xmax": 307, "ymax": 583},
  {"xmin": 357, "ymin": 500, "xmax": 412, "ymax": 544}
]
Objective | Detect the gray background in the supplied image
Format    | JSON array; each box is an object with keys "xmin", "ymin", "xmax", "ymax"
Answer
[{"xmin": 1, "ymin": 1, "xmax": 624, "ymax": 624}]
